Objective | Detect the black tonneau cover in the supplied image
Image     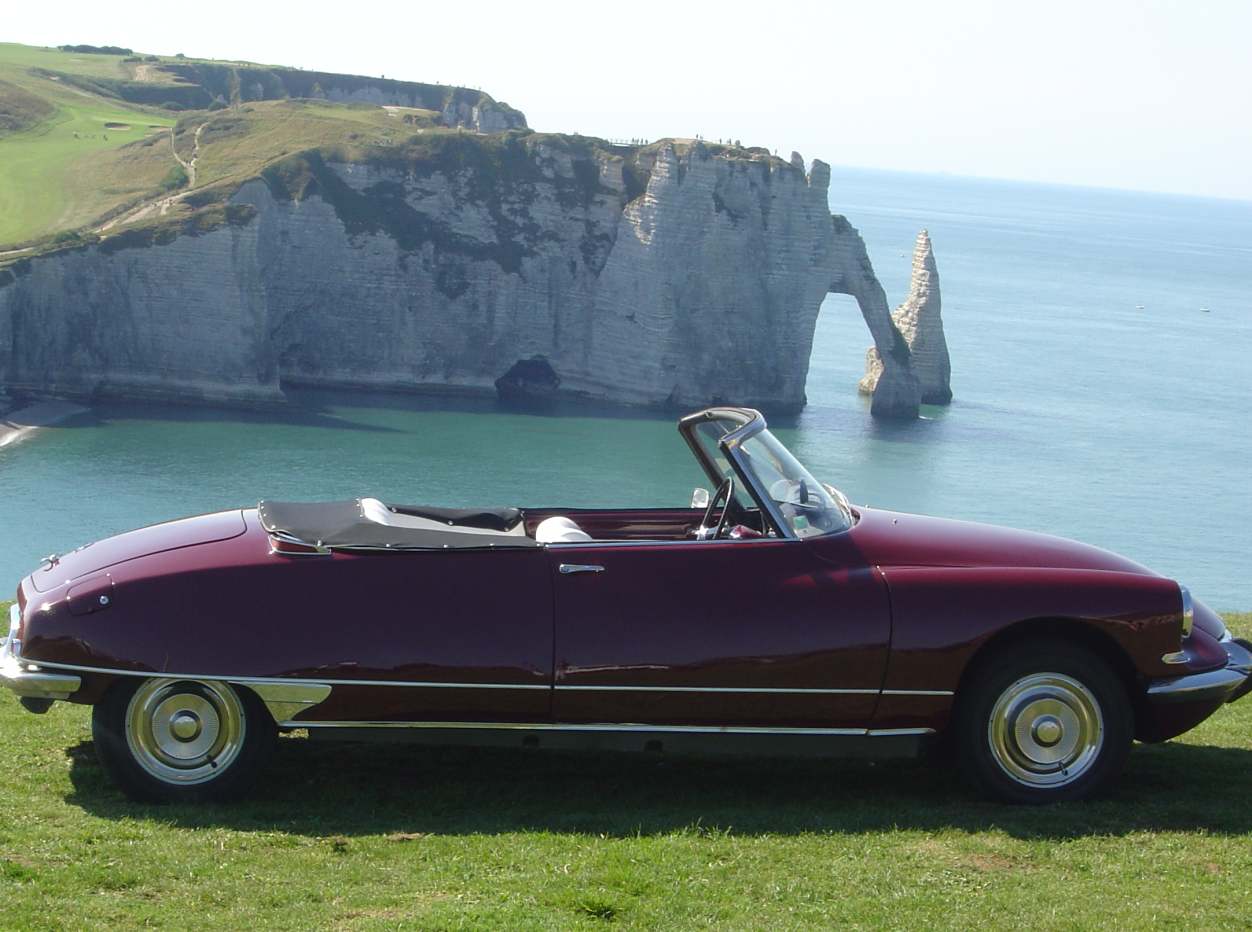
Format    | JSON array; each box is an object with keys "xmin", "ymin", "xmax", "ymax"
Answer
[{"xmin": 258, "ymin": 500, "xmax": 540, "ymax": 551}]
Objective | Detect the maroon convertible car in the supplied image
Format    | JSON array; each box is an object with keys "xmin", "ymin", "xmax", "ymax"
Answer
[{"xmin": 3, "ymin": 407, "xmax": 1249, "ymax": 804}]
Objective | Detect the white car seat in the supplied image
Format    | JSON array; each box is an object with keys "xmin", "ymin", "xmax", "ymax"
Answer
[{"xmin": 533, "ymin": 515, "xmax": 593, "ymax": 543}]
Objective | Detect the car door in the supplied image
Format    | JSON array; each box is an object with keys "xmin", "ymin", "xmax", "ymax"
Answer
[{"xmin": 548, "ymin": 535, "xmax": 890, "ymax": 729}]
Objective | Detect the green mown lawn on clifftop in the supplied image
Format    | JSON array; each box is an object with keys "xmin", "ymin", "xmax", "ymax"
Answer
[
  {"xmin": 0, "ymin": 43, "xmax": 459, "ymax": 252},
  {"xmin": 0, "ymin": 44, "xmax": 185, "ymax": 245},
  {"xmin": 0, "ymin": 102, "xmax": 178, "ymax": 244},
  {"xmin": 1, "ymin": 599, "xmax": 1250, "ymax": 931}
]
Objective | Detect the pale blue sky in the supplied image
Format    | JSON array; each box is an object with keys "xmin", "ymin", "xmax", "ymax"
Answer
[{"xmin": 8, "ymin": 0, "xmax": 1250, "ymax": 199}]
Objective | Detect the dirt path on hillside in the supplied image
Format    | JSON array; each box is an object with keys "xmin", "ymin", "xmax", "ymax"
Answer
[
  {"xmin": 2, "ymin": 102, "xmax": 218, "ymax": 259},
  {"xmin": 99, "ymin": 122, "xmax": 206, "ymax": 231},
  {"xmin": 2, "ymin": 119, "xmax": 207, "ymax": 251},
  {"xmin": 3, "ymin": 117, "xmax": 206, "ymax": 254},
  {"xmin": 171, "ymin": 121, "xmax": 204, "ymax": 187}
]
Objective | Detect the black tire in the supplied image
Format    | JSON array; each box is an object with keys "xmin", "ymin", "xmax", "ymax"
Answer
[
  {"xmin": 92, "ymin": 678, "xmax": 276, "ymax": 803},
  {"xmin": 954, "ymin": 639, "xmax": 1133, "ymax": 804}
]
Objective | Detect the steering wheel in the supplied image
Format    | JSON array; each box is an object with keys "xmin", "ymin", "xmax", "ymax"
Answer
[{"xmin": 698, "ymin": 476, "xmax": 735, "ymax": 540}]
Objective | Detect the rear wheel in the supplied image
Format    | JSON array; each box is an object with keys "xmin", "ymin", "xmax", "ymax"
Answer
[
  {"xmin": 955, "ymin": 640, "xmax": 1132, "ymax": 804},
  {"xmin": 92, "ymin": 678, "xmax": 276, "ymax": 802}
]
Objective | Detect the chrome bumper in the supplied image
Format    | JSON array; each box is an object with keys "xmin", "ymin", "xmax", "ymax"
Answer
[
  {"xmin": 1, "ymin": 604, "xmax": 81, "ymax": 703},
  {"xmin": 1147, "ymin": 637, "xmax": 1252, "ymax": 706}
]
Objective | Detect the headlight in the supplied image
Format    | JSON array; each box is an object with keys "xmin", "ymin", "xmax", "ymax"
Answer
[{"xmin": 1180, "ymin": 585, "xmax": 1194, "ymax": 638}]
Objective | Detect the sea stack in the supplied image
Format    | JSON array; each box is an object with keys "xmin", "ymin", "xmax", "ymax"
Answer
[{"xmin": 859, "ymin": 229, "xmax": 951, "ymax": 405}]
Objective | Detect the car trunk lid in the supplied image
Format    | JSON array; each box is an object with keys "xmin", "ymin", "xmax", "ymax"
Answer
[{"xmin": 29, "ymin": 510, "xmax": 247, "ymax": 592}]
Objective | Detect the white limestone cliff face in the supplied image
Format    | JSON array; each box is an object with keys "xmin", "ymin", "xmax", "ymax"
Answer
[
  {"xmin": 860, "ymin": 229, "xmax": 951, "ymax": 405},
  {"xmin": 0, "ymin": 141, "xmax": 924, "ymax": 417},
  {"xmin": 439, "ymin": 101, "xmax": 519, "ymax": 134},
  {"xmin": 310, "ymin": 88, "xmax": 522, "ymax": 132},
  {"xmin": 0, "ymin": 225, "xmax": 283, "ymax": 408},
  {"xmin": 827, "ymin": 215, "xmax": 922, "ymax": 419}
]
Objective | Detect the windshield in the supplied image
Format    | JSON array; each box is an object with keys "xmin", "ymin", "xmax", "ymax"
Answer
[
  {"xmin": 690, "ymin": 417, "xmax": 853, "ymax": 538},
  {"xmin": 735, "ymin": 430, "xmax": 852, "ymax": 537}
]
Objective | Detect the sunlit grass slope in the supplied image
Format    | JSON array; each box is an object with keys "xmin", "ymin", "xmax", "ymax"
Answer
[
  {"xmin": 0, "ymin": 43, "xmax": 493, "ymax": 254},
  {"xmin": 0, "ymin": 599, "xmax": 1249, "ymax": 931},
  {"xmin": 0, "ymin": 45, "xmax": 179, "ymax": 244}
]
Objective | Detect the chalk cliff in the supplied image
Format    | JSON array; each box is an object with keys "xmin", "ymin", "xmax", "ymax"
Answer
[
  {"xmin": 0, "ymin": 134, "xmax": 924, "ymax": 417},
  {"xmin": 860, "ymin": 229, "xmax": 951, "ymax": 405}
]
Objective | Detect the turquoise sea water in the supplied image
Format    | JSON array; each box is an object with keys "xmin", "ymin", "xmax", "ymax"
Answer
[{"xmin": 2, "ymin": 168, "xmax": 1250, "ymax": 606}]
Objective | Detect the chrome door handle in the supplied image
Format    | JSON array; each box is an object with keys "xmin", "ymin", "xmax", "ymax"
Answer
[{"xmin": 559, "ymin": 564, "xmax": 605, "ymax": 575}]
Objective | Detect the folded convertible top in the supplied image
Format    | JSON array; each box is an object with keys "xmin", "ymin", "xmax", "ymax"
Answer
[{"xmin": 257, "ymin": 500, "xmax": 540, "ymax": 551}]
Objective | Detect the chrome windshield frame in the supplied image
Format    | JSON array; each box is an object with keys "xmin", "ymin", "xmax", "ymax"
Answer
[
  {"xmin": 678, "ymin": 406, "xmax": 854, "ymax": 541},
  {"xmin": 678, "ymin": 407, "xmax": 795, "ymax": 540}
]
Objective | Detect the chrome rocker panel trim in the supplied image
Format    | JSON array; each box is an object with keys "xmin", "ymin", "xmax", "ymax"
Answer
[
  {"xmin": 554, "ymin": 685, "xmax": 879, "ymax": 695},
  {"xmin": 301, "ymin": 721, "xmax": 937, "ymax": 758},
  {"xmin": 302, "ymin": 721, "xmax": 929, "ymax": 735}
]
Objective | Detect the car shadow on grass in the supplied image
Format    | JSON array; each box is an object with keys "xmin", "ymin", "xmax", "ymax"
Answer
[{"xmin": 63, "ymin": 734, "xmax": 1252, "ymax": 841}]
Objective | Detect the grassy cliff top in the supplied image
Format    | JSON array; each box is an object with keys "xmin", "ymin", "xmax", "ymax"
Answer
[
  {"xmin": 0, "ymin": 42, "xmax": 795, "ymax": 268},
  {"xmin": 0, "ymin": 42, "xmax": 526, "ymax": 255}
]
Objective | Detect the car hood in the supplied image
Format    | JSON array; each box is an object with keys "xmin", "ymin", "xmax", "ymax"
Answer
[
  {"xmin": 29, "ymin": 509, "xmax": 247, "ymax": 592},
  {"xmin": 844, "ymin": 507, "xmax": 1157, "ymax": 575}
]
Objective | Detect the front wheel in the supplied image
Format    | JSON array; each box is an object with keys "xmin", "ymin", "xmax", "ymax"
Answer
[
  {"xmin": 955, "ymin": 640, "xmax": 1132, "ymax": 804},
  {"xmin": 92, "ymin": 678, "xmax": 276, "ymax": 802}
]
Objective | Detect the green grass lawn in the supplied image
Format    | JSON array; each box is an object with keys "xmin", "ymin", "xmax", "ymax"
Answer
[
  {"xmin": 0, "ymin": 43, "xmax": 136, "ymax": 80},
  {"xmin": 0, "ymin": 101, "xmax": 178, "ymax": 243},
  {"xmin": 0, "ymin": 90, "xmax": 396, "ymax": 248},
  {"xmin": 0, "ymin": 44, "xmax": 450, "ymax": 251},
  {"xmin": 1, "ymin": 600, "xmax": 1249, "ymax": 930},
  {"xmin": 0, "ymin": 45, "xmax": 185, "ymax": 245},
  {"xmin": 184, "ymin": 101, "xmax": 428, "ymax": 192}
]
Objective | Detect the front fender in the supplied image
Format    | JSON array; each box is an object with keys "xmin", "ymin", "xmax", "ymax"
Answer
[{"xmin": 869, "ymin": 566, "xmax": 1186, "ymax": 732}]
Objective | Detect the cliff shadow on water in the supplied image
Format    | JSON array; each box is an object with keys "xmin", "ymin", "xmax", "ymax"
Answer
[{"xmin": 281, "ymin": 385, "xmax": 685, "ymax": 424}]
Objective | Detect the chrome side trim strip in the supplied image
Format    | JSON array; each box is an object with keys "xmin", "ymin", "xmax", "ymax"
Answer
[
  {"xmin": 554, "ymin": 685, "xmax": 878, "ymax": 695},
  {"xmin": 866, "ymin": 728, "xmax": 937, "ymax": 737},
  {"xmin": 298, "ymin": 721, "xmax": 870, "ymax": 735},
  {"xmin": 22, "ymin": 658, "xmax": 956, "ymax": 700},
  {"xmin": 23, "ymin": 660, "xmax": 550, "ymax": 691},
  {"xmin": 881, "ymin": 689, "xmax": 955, "ymax": 697},
  {"xmin": 293, "ymin": 721, "xmax": 937, "ymax": 737}
]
